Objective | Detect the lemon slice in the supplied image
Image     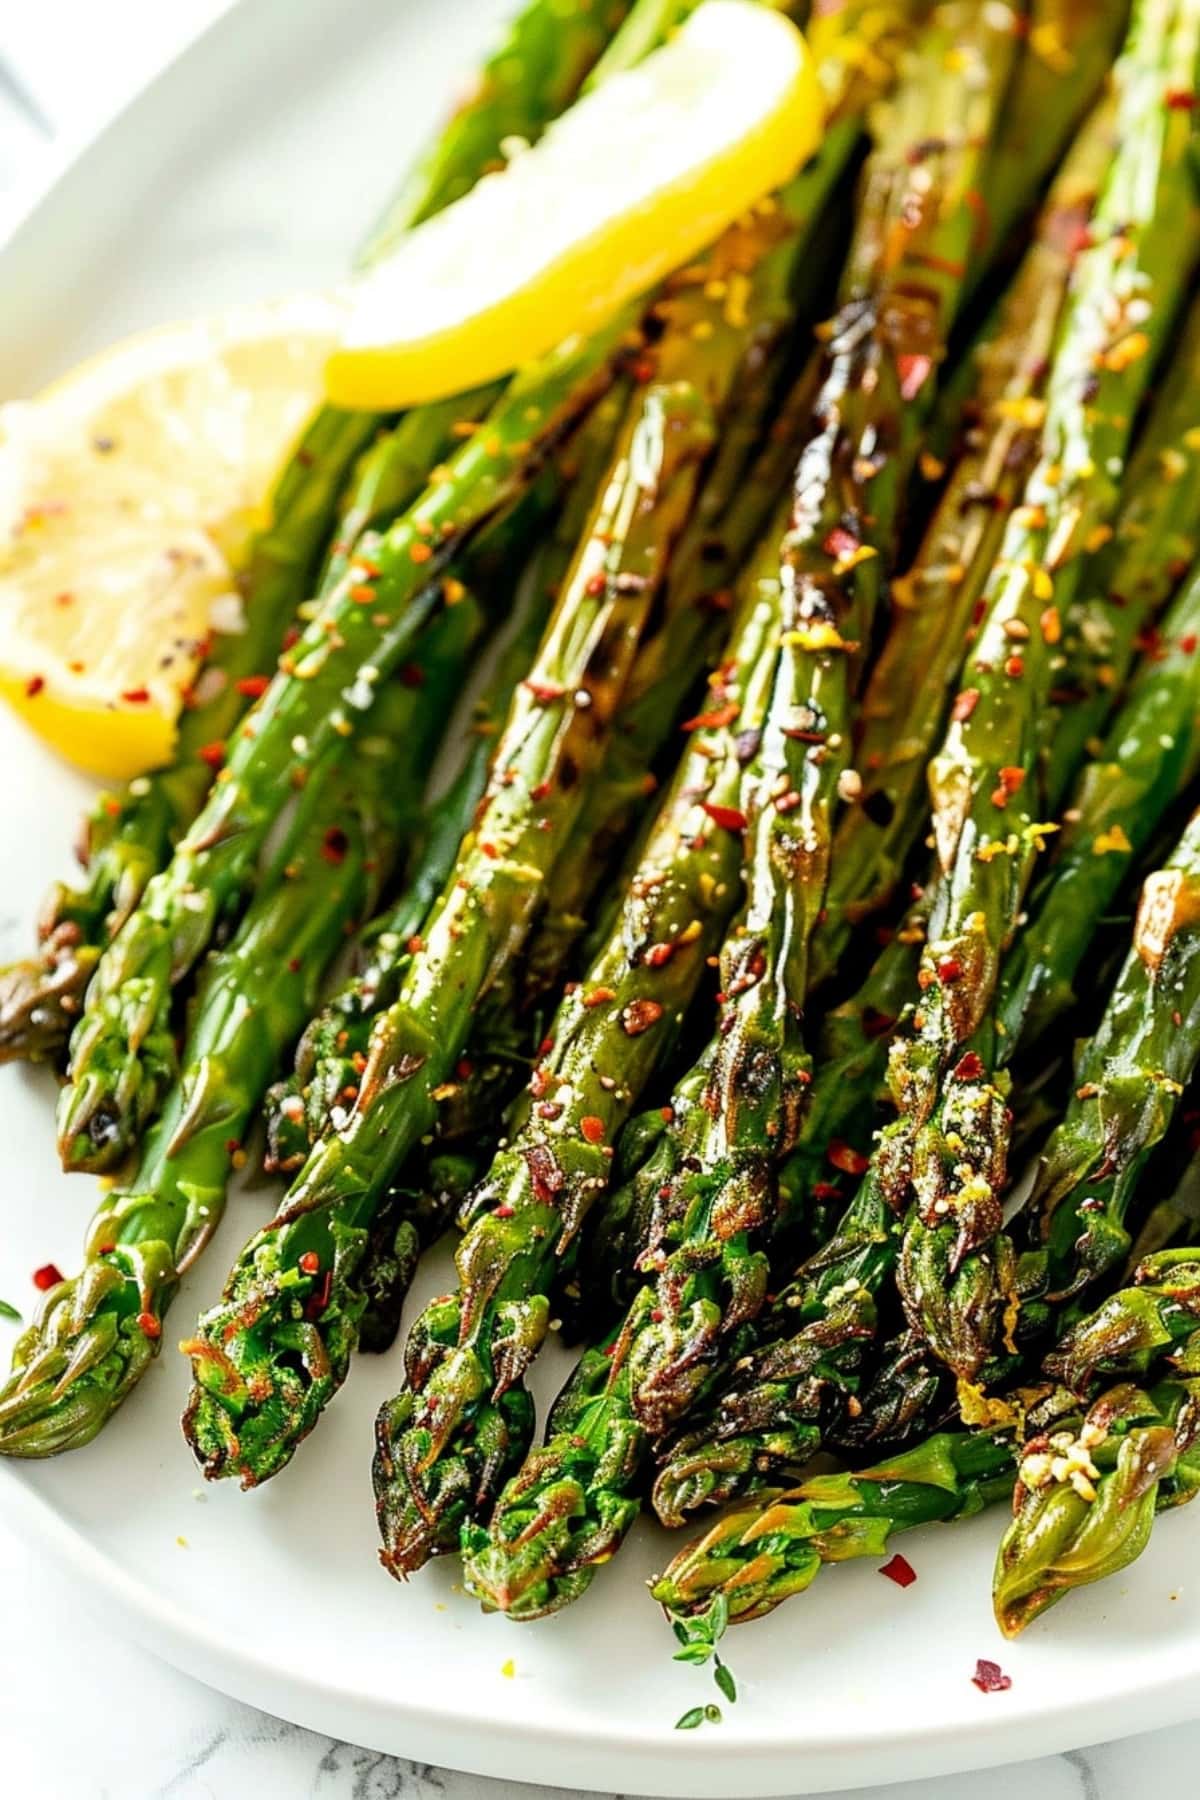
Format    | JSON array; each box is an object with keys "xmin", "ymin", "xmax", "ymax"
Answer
[
  {"xmin": 325, "ymin": 0, "xmax": 820, "ymax": 410},
  {"xmin": 0, "ymin": 294, "xmax": 340, "ymax": 780}
]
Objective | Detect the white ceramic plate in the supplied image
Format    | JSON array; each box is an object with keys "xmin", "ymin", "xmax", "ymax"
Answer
[{"xmin": 2, "ymin": 3, "xmax": 1200, "ymax": 1791}]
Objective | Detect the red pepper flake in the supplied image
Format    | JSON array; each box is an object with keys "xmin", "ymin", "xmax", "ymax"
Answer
[
  {"xmin": 879, "ymin": 1553, "xmax": 917, "ymax": 1589},
  {"xmin": 120, "ymin": 687, "xmax": 151, "ymax": 704},
  {"xmin": 582, "ymin": 987, "xmax": 616, "ymax": 1010},
  {"xmin": 936, "ymin": 958, "xmax": 963, "ymax": 982},
  {"xmin": 644, "ymin": 942, "xmax": 676, "ymax": 969},
  {"xmin": 1182, "ymin": 634, "xmax": 1198, "ymax": 654},
  {"xmin": 198, "ymin": 741, "xmax": 225, "ymax": 769},
  {"xmin": 682, "ymin": 702, "xmax": 739, "ymax": 732},
  {"xmin": 24, "ymin": 675, "xmax": 44, "ymax": 698},
  {"xmin": 991, "ymin": 765, "xmax": 1025, "ymax": 809},
  {"xmin": 493, "ymin": 1203, "xmax": 515, "ymax": 1219},
  {"xmin": 971, "ymin": 1659, "xmax": 1012, "ymax": 1693},
  {"xmin": 349, "ymin": 582, "xmax": 375, "ymax": 604},
  {"xmin": 1004, "ymin": 654, "xmax": 1025, "ymax": 679},
  {"xmin": 525, "ymin": 678, "xmax": 567, "ymax": 703},
  {"xmin": 410, "ymin": 542, "xmax": 434, "ymax": 565},
  {"xmin": 580, "ymin": 1115, "xmax": 605, "ymax": 1145},
  {"xmin": 287, "ymin": 957, "xmax": 302, "ymax": 973},
  {"xmin": 321, "ymin": 827, "xmax": 349, "ymax": 865},
  {"xmin": 32, "ymin": 1263, "xmax": 63, "ymax": 1291},
  {"xmin": 136, "ymin": 1310, "xmax": 162, "ymax": 1339},
  {"xmin": 828, "ymin": 1140, "xmax": 869, "ymax": 1176},
  {"xmin": 1166, "ymin": 88, "xmax": 1196, "ymax": 109},
  {"xmin": 822, "ymin": 525, "xmax": 860, "ymax": 561},
  {"xmin": 660, "ymin": 1105, "xmax": 675, "ymax": 1124},
  {"xmin": 622, "ymin": 998, "xmax": 664, "ymax": 1036},
  {"xmin": 529, "ymin": 778, "xmax": 553, "ymax": 802},
  {"xmin": 281, "ymin": 625, "xmax": 301, "ymax": 652},
  {"xmin": 951, "ymin": 688, "xmax": 979, "ymax": 723},
  {"xmin": 584, "ymin": 572, "xmax": 608, "ymax": 597},
  {"xmin": 298, "ymin": 1251, "xmax": 321, "ymax": 1275},
  {"xmin": 702, "ymin": 802, "xmax": 747, "ymax": 833},
  {"xmin": 897, "ymin": 352, "xmax": 933, "ymax": 401},
  {"xmin": 235, "ymin": 674, "xmax": 270, "ymax": 699},
  {"xmin": 631, "ymin": 357, "xmax": 656, "ymax": 384},
  {"xmin": 953, "ymin": 1052, "xmax": 985, "ymax": 1082},
  {"xmin": 355, "ymin": 555, "xmax": 382, "ymax": 579},
  {"xmin": 811, "ymin": 1182, "xmax": 843, "ymax": 1202}
]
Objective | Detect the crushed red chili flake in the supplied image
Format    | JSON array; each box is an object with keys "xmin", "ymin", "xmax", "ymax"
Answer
[
  {"xmin": 682, "ymin": 702, "xmax": 740, "ymax": 732},
  {"xmin": 349, "ymin": 582, "xmax": 375, "ymax": 603},
  {"xmin": 235, "ymin": 674, "xmax": 270, "ymax": 699},
  {"xmin": 120, "ymin": 687, "xmax": 151, "ymax": 704},
  {"xmin": 582, "ymin": 988, "xmax": 616, "ymax": 1010},
  {"xmin": 622, "ymin": 998, "xmax": 664, "ymax": 1036},
  {"xmin": 879, "ymin": 1553, "xmax": 917, "ymax": 1589},
  {"xmin": 702, "ymin": 802, "xmax": 747, "ymax": 833},
  {"xmin": 1182, "ymin": 634, "xmax": 1198, "ymax": 654},
  {"xmin": 137, "ymin": 1311, "xmax": 162, "ymax": 1339},
  {"xmin": 971, "ymin": 1659, "xmax": 1012, "ymax": 1693},
  {"xmin": 198, "ymin": 741, "xmax": 224, "ymax": 769},
  {"xmin": 828, "ymin": 1140, "xmax": 869, "ymax": 1176},
  {"xmin": 953, "ymin": 1051, "xmax": 985, "ymax": 1082},
  {"xmin": 822, "ymin": 525, "xmax": 860, "ymax": 561},
  {"xmin": 951, "ymin": 688, "xmax": 979, "ymax": 722},
  {"xmin": 936, "ymin": 957, "xmax": 963, "ymax": 982},
  {"xmin": 897, "ymin": 352, "xmax": 933, "ymax": 400},
  {"xmin": 33, "ymin": 1264, "xmax": 64, "ymax": 1291},
  {"xmin": 580, "ymin": 1115, "xmax": 605, "ymax": 1145},
  {"xmin": 321, "ymin": 827, "xmax": 349, "ymax": 866},
  {"xmin": 1004, "ymin": 654, "xmax": 1025, "ymax": 679},
  {"xmin": 525, "ymin": 678, "xmax": 567, "ymax": 703},
  {"xmin": 811, "ymin": 1182, "xmax": 842, "ymax": 1202},
  {"xmin": 298, "ymin": 1251, "xmax": 321, "ymax": 1275},
  {"xmin": 530, "ymin": 778, "xmax": 553, "ymax": 801},
  {"xmin": 1166, "ymin": 87, "xmax": 1196, "ymax": 108},
  {"xmin": 584, "ymin": 571, "xmax": 608, "ymax": 596},
  {"xmin": 24, "ymin": 675, "xmax": 45, "ymax": 698},
  {"xmin": 644, "ymin": 942, "xmax": 676, "ymax": 968}
]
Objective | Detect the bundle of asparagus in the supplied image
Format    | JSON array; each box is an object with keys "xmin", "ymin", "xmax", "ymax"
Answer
[{"xmin": 5, "ymin": 0, "xmax": 1200, "ymax": 1694}]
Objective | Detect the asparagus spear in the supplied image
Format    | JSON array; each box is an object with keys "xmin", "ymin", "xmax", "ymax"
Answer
[
  {"xmin": 458, "ymin": 2, "xmax": 1026, "ymax": 1618},
  {"xmin": 994, "ymin": 1367, "xmax": 1200, "ymax": 1635},
  {"xmin": 1043, "ymin": 294, "xmax": 1200, "ymax": 804},
  {"xmin": 997, "ymin": 557, "xmax": 1200, "ymax": 1053},
  {"xmin": 0, "ymin": 0, "xmax": 629, "ymax": 1069},
  {"xmin": 258, "ymin": 429, "xmax": 600, "ymax": 1174},
  {"xmin": 182, "ymin": 338, "xmax": 720, "ymax": 1488},
  {"xmin": 1014, "ymin": 808, "xmax": 1200, "ymax": 1337},
  {"xmin": 885, "ymin": 0, "xmax": 1200, "ymax": 1381},
  {"xmin": 810, "ymin": 95, "xmax": 1117, "ymax": 983},
  {"xmin": 0, "ymin": 611, "xmax": 479, "ymax": 1456},
  {"xmin": 1045, "ymin": 1246, "xmax": 1200, "ymax": 1394}
]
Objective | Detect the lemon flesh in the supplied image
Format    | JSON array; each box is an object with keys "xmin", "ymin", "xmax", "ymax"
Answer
[
  {"xmin": 325, "ymin": 1, "xmax": 821, "ymax": 410},
  {"xmin": 0, "ymin": 295, "xmax": 340, "ymax": 779}
]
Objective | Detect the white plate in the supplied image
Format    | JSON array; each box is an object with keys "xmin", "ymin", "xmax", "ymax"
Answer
[{"xmin": 2, "ymin": 3, "xmax": 1200, "ymax": 1792}]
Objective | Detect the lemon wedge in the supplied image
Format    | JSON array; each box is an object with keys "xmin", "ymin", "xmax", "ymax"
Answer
[
  {"xmin": 0, "ymin": 294, "xmax": 340, "ymax": 780},
  {"xmin": 325, "ymin": 0, "xmax": 821, "ymax": 410}
]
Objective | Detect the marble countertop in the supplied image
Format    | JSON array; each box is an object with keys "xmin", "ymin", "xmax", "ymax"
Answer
[{"xmin": 0, "ymin": 5, "xmax": 1196, "ymax": 1796}]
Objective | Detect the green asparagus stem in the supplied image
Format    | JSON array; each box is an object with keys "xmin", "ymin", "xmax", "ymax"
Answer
[
  {"xmin": 1045, "ymin": 1246, "xmax": 1200, "ymax": 1394},
  {"xmin": 1043, "ymin": 295, "xmax": 1200, "ymax": 804},
  {"xmin": 997, "ymin": 557, "xmax": 1200, "ymax": 1053},
  {"xmin": 258, "ymin": 434, "xmax": 595, "ymax": 1173},
  {"xmin": 182, "ymin": 338, "xmax": 717, "ymax": 1489},
  {"xmin": 57, "ymin": 321, "xmax": 628, "ymax": 1173},
  {"xmin": 0, "ymin": 616, "xmax": 478, "ymax": 1455},
  {"xmin": 994, "ymin": 1368, "xmax": 1200, "ymax": 1635},
  {"xmin": 811, "ymin": 95, "xmax": 1117, "ymax": 983},
  {"xmin": 459, "ymin": 0, "xmax": 1025, "ymax": 1618},
  {"xmin": 1015, "ymin": 809, "xmax": 1200, "ymax": 1336},
  {"xmin": 888, "ymin": 0, "xmax": 1200, "ymax": 1382},
  {"xmin": 653, "ymin": 1427, "xmax": 1018, "ymax": 1624}
]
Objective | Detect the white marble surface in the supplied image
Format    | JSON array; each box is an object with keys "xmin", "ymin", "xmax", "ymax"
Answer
[{"xmin": 0, "ymin": 5, "xmax": 1197, "ymax": 1797}]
